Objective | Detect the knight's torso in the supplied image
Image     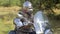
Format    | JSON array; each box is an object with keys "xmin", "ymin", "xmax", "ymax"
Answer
[
  {"xmin": 15, "ymin": 11, "xmax": 34, "ymax": 34},
  {"xmin": 19, "ymin": 11, "xmax": 33, "ymax": 22}
]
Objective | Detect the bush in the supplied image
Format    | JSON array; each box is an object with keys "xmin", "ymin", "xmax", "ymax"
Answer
[
  {"xmin": 0, "ymin": 0, "xmax": 21, "ymax": 7},
  {"xmin": 0, "ymin": 0, "xmax": 9, "ymax": 6}
]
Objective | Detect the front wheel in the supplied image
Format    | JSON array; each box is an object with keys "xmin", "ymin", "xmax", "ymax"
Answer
[{"xmin": 44, "ymin": 29, "xmax": 53, "ymax": 34}]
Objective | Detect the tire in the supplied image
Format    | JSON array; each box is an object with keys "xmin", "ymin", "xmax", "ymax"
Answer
[
  {"xmin": 9, "ymin": 30, "xmax": 16, "ymax": 34},
  {"xmin": 44, "ymin": 29, "xmax": 53, "ymax": 34}
]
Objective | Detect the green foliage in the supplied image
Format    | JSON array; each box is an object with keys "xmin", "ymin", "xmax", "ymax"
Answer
[
  {"xmin": 29, "ymin": 0, "xmax": 60, "ymax": 20},
  {"xmin": 0, "ymin": 0, "xmax": 21, "ymax": 6},
  {"xmin": 19, "ymin": 0, "xmax": 25, "ymax": 7},
  {"xmin": 0, "ymin": 0, "xmax": 9, "ymax": 6},
  {"xmin": 29, "ymin": 0, "xmax": 60, "ymax": 10},
  {"xmin": 9, "ymin": 0, "xmax": 21, "ymax": 6},
  {"xmin": 0, "ymin": 0, "xmax": 60, "ymax": 8}
]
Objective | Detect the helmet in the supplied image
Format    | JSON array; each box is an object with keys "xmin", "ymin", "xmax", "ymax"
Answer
[
  {"xmin": 23, "ymin": 1, "xmax": 32, "ymax": 8},
  {"xmin": 23, "ymin": 1, "xmax": 33, "ymax": 11}
]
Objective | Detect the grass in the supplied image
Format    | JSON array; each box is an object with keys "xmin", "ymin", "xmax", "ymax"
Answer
[
  {"xmin": 0, "ymin": 6, "xmax": 60, "ymax": 34},
  {"xmin": 0, "ymin": 19, "xmax": 14, "ymax": 34},
  {"xmin": 0, "ymin": 6, "xmax": 20, "ymax": 34},
  {"xmin": 0, "ymin": 18, "xmax": 14, "ymax": 34}
]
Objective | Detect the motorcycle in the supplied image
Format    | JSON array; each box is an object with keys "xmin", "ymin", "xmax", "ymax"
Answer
[{"xmin": 9, "ymin": 11, "xmax": 53, "ymax": 34}]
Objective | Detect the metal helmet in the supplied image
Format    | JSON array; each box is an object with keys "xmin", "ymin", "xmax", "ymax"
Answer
[
  {"xmin": 23, "ymin": 1, "xmax": 32, "ymax": 8},
  {"xmin": 23, "ymin": 1, "xmax": 33, "ymax": 11}
]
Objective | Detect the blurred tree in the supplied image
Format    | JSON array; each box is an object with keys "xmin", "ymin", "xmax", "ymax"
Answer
[
  {"xmin": 19, "ymin": 0, "xmax": 25, "ymax": 7},
  {"xmin": 0, "ymin": 0, "xmax": 60, "ymax": 8},
  {"xmin": 0, "ymin": 0, "xmax": 21, "ymax": 6},
  {"xmin": 9, "ymin": 0, "xmax": 21, "ymax": 6},
  {"xmin": 0, "ymin": 0, "xmax": 9, "ymax": 7},
  {"xmin": 28, "ymin": 0, "xmax": 60, "ymax": 15}
]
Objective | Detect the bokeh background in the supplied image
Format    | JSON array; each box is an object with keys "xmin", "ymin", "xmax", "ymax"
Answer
[{"xmin": 0, "ymin": 0, "xmax": 60, "ymax": 34}]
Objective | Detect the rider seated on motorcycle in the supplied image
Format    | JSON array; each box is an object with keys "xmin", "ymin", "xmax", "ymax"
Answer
[{"xmin": 13, "ymin": 1, "xmax": 35, "ymax": 34}]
